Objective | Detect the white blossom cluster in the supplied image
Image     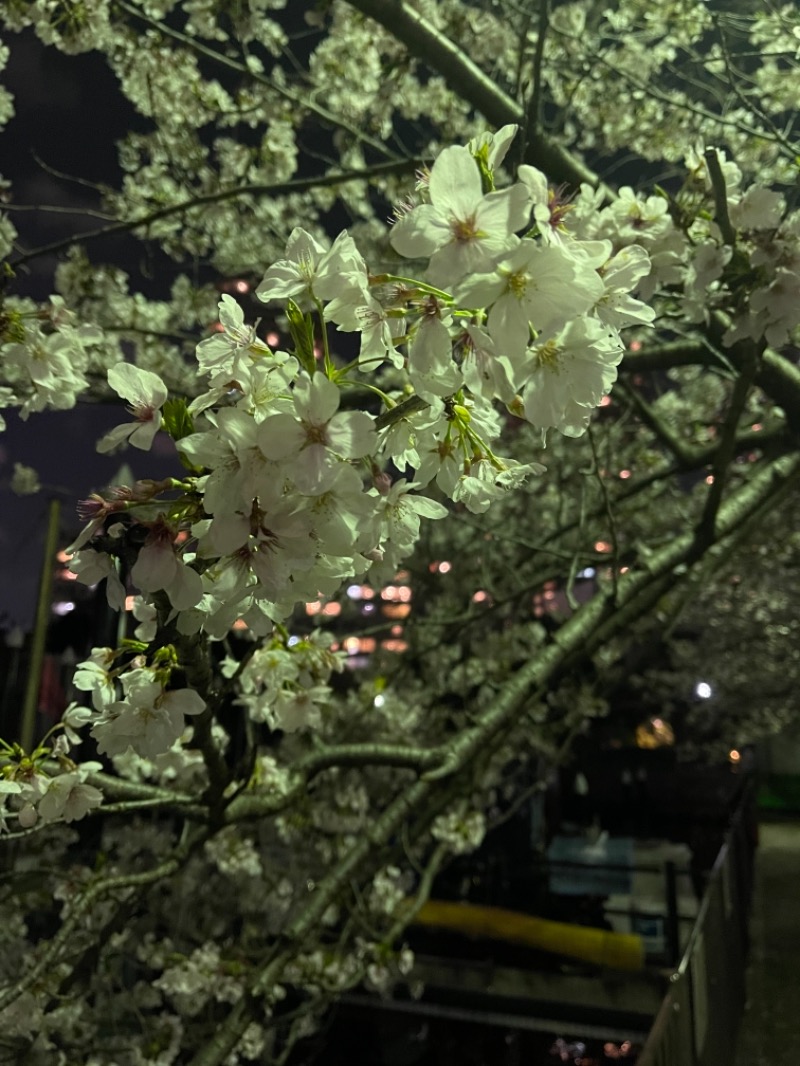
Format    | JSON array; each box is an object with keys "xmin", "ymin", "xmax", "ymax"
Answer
[
  {"xmin": 155, "ymin": 941, "xmax": 245, "ymax": 1017},
  {"xmin": 73, "ymin": 647, "xmax": 205, "ymax": 760},
  {"xmin": 0, "ymin": 747, "xmax": 102, "ymax": 832},
  {"xmin": 0, "ymin": 295, "xmax": 106, "ymax": 424},
  {"xmin": 541, "ymin": 0, "xmax": 799, "ymax": 184},
  {"xmin": 368, "ymin": 864, "xmax": 408, "ymax": 917},
  {"xmin": 0, "ymin": 123, "xmax": 649, "ymax": 788},
  {"xmin": 430, "ymin": 808, "xmax": 486, "ymax": 855},
  {"xmin": 228, "ymin": 628, "xmax": 345, "ymax": 732},
  {"xmin": 568, "ymin": 147, "xmax": 800, "ymax": 350}
]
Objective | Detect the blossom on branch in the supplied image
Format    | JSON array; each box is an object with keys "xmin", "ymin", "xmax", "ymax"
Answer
[
  {"xmin": 390, "ymin": 143, "xmax": 530, "ymax": 288},
  {"xmin": 91, "ymin": 669, "xmax": 206, "ymax": 759},
  {"xmin": 257, "ymin": 373, "xmax": 376, "ymax": 494},
  {"xmin": 456, "ymin": 242, "xmax": 604, "ymax": 360},
  {"xmin": 97, "ymin": 363, "xmax": 168, "ymax": 454},
  {"xmin": 522, "ymin": 319, "xmax": 625, "ymax": 439}
]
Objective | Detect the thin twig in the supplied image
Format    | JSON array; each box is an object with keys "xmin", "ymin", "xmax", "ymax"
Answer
[
  {"xmin": 703, "ymin": 147, "xmax": 737, "ymax": 247},
  {"xmin": 10, "ymin": 160, "xmax": 418, "ymax": 268},
  {"xmin": 519, "ymin": 0, "xmax": 550, "ymax": 165}
]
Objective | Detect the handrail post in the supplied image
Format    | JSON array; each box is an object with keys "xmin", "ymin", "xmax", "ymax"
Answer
[{"xmin": 19, "ymin": 498, "xmax": 60, "ymax": 751}]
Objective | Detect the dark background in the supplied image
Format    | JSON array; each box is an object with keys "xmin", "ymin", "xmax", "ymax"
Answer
[{"xmin": 2, "ymin": 29, "xmax": 183, "ymax": 628}]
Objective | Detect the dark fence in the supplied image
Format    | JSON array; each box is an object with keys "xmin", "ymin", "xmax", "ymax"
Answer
[{"xmin": 636, "ymin": 786, "xmax": 756, "ymax": 1066}]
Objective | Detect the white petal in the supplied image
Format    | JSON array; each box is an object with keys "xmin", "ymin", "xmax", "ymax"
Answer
[
  {"xmin": 300, "ymin": 374, "xmax": 341, "ymax": 425},
  {"xmin": 163, "ymin": 688, "xmax": 206, "ymax": 717},
  {"xmin": 107, "ymin": 363, "xmax": 168, "ymax": 407},
  {"xmin": 96, "ymin": 423, "xmax": 136, "ymax": 455},
  {"xmin": 390, "ymin": 204, "xmax": 446, "ymax": 259},
  {"xmin": 131, "ymin": 542, "xmax": 178, "ymax": 592},
  {"xmin": 327, "ymin": 411, "xmax": 376, "ymax": 458},
  {"xmin": 258, "ymin": 413, "xmax": 306, "ymax": 459},
  {"xmin": 428, "ymin": 145, "xmax": 482, "ymax": 219},
  {"xmin": 166, "ymin": 562, "xmax": 204, "ymax": 610}
]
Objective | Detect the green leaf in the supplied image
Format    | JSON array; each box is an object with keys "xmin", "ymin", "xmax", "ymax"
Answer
[
  {"xmin": 286, "ymin": 298, "xmax": 317, "ymax": 374},
  {"xmin": 120, "ymin": 638, "xmax": 149, "ymax": 654},
  {"xmin": 162, "ymin": 397, "xmax": 195, "ymax": 442},
  {"xmin": 472, "ymin": 142, "xmax": 495, "ymax": 194}
]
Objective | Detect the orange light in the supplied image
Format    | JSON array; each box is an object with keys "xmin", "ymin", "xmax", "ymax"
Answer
[
  {"xmin": 381, "ymin": 639, "xmax": 408, "ymax": 653},
  {"xmin": 343, "ymin": 636, "xmax": 376, "ymax": 654},
  {"xmin": 381, "ymin": 603, "xmax": 411, "ymax": 619},
  {"xmin": 729, "ymin": 749, "xmax": 741, "ymax": 763}
]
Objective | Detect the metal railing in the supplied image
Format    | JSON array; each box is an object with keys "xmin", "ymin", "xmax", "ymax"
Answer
[{"xmin": 636, "ymin": 788, "xmax": 755, "ymax": 1066}]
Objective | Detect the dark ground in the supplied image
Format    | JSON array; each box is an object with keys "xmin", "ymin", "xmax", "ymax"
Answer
[{"xmin": 735, "ymin": 819, "xmax": 800, "ymax": 1065}]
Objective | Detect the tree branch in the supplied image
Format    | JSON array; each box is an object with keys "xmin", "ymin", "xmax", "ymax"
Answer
[
  {"xmin": 10, "ymin": 160, "xmax": 418, "ymax": 269},
  {"xmin": 693, "ymin": 339, "xmax": 761, "ymax": 552},
  {"xmin": 704, "ymin": 147, "xmax": 737, "ymax": 247},
  {"xmin": 617, "ymin": 381, "xmax": 704, "ymax": 468},
  {"xmin": 114, "ymin": 0, "xmax": 400, "ymax": 163},
  {"xmin": 519, "ymin": 0, "xmax": 550, "ymax": 165},
  {"xmin": 0, "ymin": 835, "xmax": 202, "ymax": 1012},
  {"xmin": 344, "ymin": 0, "xmax": 603, "ymax": 190}
]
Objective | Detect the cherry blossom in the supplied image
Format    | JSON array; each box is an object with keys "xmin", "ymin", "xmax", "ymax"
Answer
[
  {"xmin": 456, "ymin": 242, "xmax": 604, "ymax": 359},
  {"xmin": 130, "ymin": 521, "xmax": 204, "ymax": 611},
  {"xmin": 37, "ymin": 767, "xmax": 103, "ymax": 823},
  {"xmin": 256, "ymin": 228, "xmax": 368, "ymax": 317},
  {"xmin": 96, "ymin": 363, "xmax": 168, "ymax": 453},
  {"xmin": 195, "ymin": 293, "xmax": 275, "ymax": 388},
  {"xmin": 92, "ymin": 671, "xmax": 206, "ymax": 759},
  {"xmin": 390, "ymin": 143, "xmax": 531, "ymax": 287},
  {"xmin": 257, "ymin": 373, "xmax": 376, "ymax": 493},
  {"xmin": 522, "ymin": 319, "xmax": 625, "ymax": 439}
]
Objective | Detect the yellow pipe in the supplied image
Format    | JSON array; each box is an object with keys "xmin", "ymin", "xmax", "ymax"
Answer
[{"xmin": 412, "ymin": 899, "xmax": 644, "ymax": 972}]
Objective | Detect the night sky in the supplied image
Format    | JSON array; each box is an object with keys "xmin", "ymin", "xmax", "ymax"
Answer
[{"xmin": 1, "ymin": 29, "xmax": 182, "ymax": 629}]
